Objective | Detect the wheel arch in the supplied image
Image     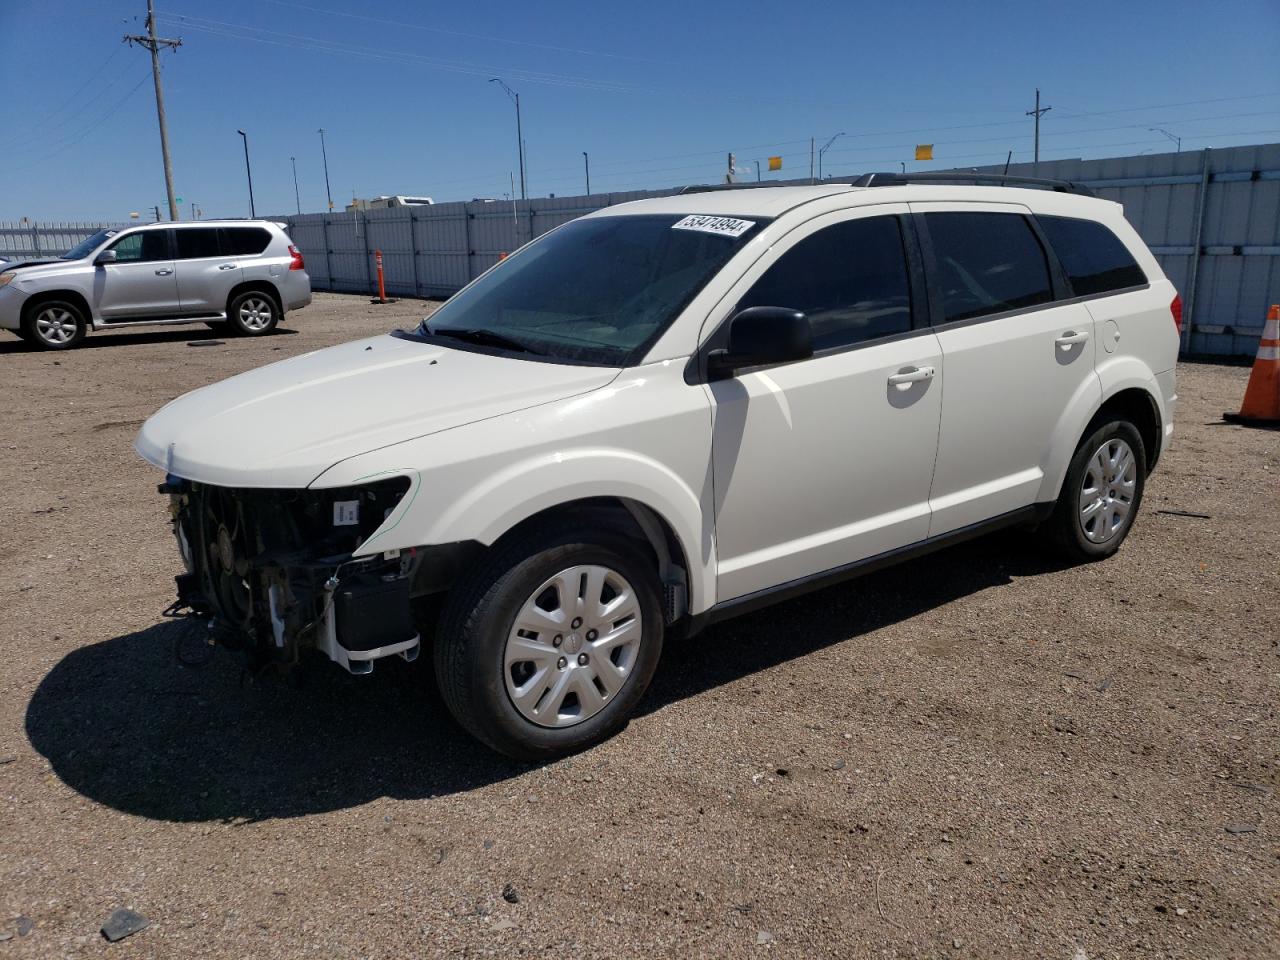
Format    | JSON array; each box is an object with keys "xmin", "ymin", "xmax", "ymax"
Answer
[
  {"xmin": 21, "ymin": 289, "xmax": 92, "ymax": 326},
  {"xmin": 225, "ymin": 279, "xmax": 284, "ymax": 318}
]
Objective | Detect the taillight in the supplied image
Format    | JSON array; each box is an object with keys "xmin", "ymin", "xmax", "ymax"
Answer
[
  {"xmin": 288, "ymin": 244, "xmax": 305, "ymax": 271},
  {"xmin": 1170, "ymin": 293, "xmax": 1183, "ymax": 334}
]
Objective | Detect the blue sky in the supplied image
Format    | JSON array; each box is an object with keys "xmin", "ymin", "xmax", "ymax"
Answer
[{"xmin": 2, "ymin": 0, "xmax": 1278, "ymax": 221}]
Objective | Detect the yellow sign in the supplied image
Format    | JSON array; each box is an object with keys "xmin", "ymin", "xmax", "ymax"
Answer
[
  {"xmin": 767, "ymin": 156, "xmax": 783, "ymax": 171},
  {"xmin": 915, "ymin": 144, "xmax": 933, "ymax": 161}
]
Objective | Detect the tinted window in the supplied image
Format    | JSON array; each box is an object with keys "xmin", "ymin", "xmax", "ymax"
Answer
[
  {"xmin": 738, "ymin": 216, "xmax": 912, "ymax": 350},
  {"xmin": 1038, "ymin": 215, "xmax": 1147, "ymax": 296},
  {"xmin": 925, "ymin": 212, "xmax": 1053, "ymax": 323},
  {"xmin": 175, "ymin": 228, "xmax": 221, "ymax": 260},
  {"xmin": 220, "ymin": 227, "xmax": 272, "ymax": 256},
  {"xmin": 108, "ymin": 230, "xmax": 170, "ymax": 263}
]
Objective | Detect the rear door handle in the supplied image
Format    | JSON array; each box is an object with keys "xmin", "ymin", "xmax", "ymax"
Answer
[
  {"xmin": 154, "ymin": 268, "xmax": 173, "ymax": 276},
  {"xmin": 218, "ymin": 264, "xmax": 237, "ymax": 271},
  {"xmin": 1055, "ymin": 330, "xmax": 1089, "ymax": 348},
  {"xmin": 887, "ymin": 365, "xmax": 935, "ymax": 389}
]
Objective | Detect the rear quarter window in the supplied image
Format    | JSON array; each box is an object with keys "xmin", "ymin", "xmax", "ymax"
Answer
[
  {"xmin": 1037, "ymin": 215, "xmax": 1147, "ymax": 296},
  {"xmin": 219, "ymin": 227, "xmax": 273, "ymax": 256}
]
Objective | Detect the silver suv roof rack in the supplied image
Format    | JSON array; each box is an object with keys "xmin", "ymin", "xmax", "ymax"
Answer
[{"xmin": 851, "ymin": 172, "xmax": 1094, "ymax": 196}]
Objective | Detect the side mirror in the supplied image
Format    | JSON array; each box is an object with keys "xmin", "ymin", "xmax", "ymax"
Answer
[
  {"xmin": 94, "ymin": 249, "xmax": 117, "ymax": 265},
  {"xmin": 707, "ymin": 306, "xmax": 812, "ymax": 379}
]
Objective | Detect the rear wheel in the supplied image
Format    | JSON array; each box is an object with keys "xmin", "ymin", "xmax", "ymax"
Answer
[
  {"xmin": 435, "ymin": 526, "xmax": 665, "ymax": 760},
  {"xmin": 1044, "ymin": 419, "xmax": 1146, "ymax": 562},
  {"xmin": 226, "ymin": 290, "xmax": 279, "ymax": 336},
  {"xmin": 22, "ymin": 300, "xmax": 87, "ymax": 350}
]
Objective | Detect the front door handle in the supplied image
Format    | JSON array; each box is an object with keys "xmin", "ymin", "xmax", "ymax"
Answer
[
  {"xmin": 887, "ymin": 365, "xmax": 936, "ymax": 389},
  {"xmin": 1055, "ymin": 330, "xmax": 1090, "ymax": 349},
  {"xmin": 218, "ymin": 264, "xmax": 237, "ymax": 271},
  {"xmin": 154, "ymin": 268, "xmax": 174, "ymax": 276}
]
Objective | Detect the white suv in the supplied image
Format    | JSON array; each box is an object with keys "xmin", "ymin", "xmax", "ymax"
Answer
[{"xmin": 137, "ymin": 175, "xmax": 1179, "ymax": 759}]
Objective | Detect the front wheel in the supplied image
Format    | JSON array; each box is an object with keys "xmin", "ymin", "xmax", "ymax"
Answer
[
  {"xmin": 435, "ymin": 527, "xmax": 665, "ymax": 760},
  {"xmin": 1044, "ymin": 419, "xmax": 1147, "ymax": 562},
  {"xmin": 227, "ymin": 290, "xmax": 279, "ymax": 336},
  {"xmin": 22, "ymin": 300, "xmax": 87, "ymax": 350}
]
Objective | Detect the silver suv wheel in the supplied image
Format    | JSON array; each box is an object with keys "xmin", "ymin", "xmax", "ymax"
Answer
[
  {"xmin": 237, "ymin": 296, "xmax": 274, "ymax": 331},
  {"xmin": 34, "ymin": 306, "xmax": 79, "ymax": 345},
  {"xmin": 503, "ymin": 564, "xmax": 643, "ymax": 728},
  {"xmin": 1077, "ymin": 437, "xmax": 1137, "ymax": 544}
]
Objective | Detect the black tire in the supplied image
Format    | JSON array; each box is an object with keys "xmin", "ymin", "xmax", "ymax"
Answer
[
  {"xmin": 1044, "ymin": 419, "xmax": 1147, "ymax": 562},
  {"xmin": 226, "ymin": 289, "xmax": 280, "ymax": 337},
  {"xmin": 435, "ymin": 524, "xmax": 665, "ymax": 760},
  {"xmin": 21, "ymin": 299, "xmax": 87, "ymax": 350}
]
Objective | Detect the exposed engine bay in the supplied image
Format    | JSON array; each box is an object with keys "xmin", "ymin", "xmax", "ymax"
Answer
[{"xmin": 162, "ymin": 474, "xmax": 427, "ymax": 674}]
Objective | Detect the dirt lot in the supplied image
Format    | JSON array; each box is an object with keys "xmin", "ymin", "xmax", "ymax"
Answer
[{"xmin": 0, "ymin": 293, "xmax": 1276, "ymax": 958}]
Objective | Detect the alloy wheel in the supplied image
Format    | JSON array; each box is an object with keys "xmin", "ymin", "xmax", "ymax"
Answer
[
  {"xmin": 238, "ymin": 297, "xmax": 274, "ymax": 331},
  {"xmin": 34, "ymin": 306, "xmax": 78, "ymax": 345}
]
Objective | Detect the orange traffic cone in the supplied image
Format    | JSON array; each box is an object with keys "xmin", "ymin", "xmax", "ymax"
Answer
[{"xmin": 1224, "ymin": 304, "xmax": 1280, "ymax": 427}]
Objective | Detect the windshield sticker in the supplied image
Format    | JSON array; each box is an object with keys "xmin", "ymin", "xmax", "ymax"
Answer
[{"xmin": 672, "ymin": 215, "xmax": 755, "ymax": 238}]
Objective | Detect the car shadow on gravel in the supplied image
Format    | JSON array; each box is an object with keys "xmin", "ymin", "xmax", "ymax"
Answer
[
  {"xmin": 25, "ymin": 531, "xmax": 1069, "ymax": 823},
  {"xmin": 0, "ymin": 327, "xmax": 298, "ymax": 354}
]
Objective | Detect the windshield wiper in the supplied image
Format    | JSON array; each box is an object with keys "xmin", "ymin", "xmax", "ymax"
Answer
[{"xmin": 423, "ymin": 324, "xmax": 544, "ymax": 356}]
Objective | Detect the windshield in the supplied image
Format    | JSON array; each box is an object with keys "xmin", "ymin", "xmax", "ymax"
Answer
[
  {"xmin": 413, "ymin": 213, "xmax": 763, "ymax": 365},
  {"xmin": 62, "ymin": 228, "xmax": 117, "ymax": 260}
]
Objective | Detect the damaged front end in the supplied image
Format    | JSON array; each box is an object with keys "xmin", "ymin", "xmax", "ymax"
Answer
[{"xmin": 161, "ymin": 474, "xmax": 421, "ymax": 675}]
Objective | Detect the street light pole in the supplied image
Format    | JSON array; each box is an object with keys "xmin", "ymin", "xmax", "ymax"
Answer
[
  {"xmin": 583, "ymin": 151, "xmax": 590, "ymax": 195},
  {"xmin": 291, "ymin": 156, "xmax": 301, "ymax": 214},
  {"xmin": 1150, "ymin": 127, "xmax": 1181, "ymax": 152},
  {"xmin": 490, "ymin": 78, "xmax": 526, "ymax": 200},
  {"xmin": 754, "ymin": 159, "xmax": 761, "ymax": 182},
  {"xmin": 817, "ymin": 132, "xmax": 844, "ymax": 180},
  {"xmin": 237, "ymin": 129, "xmax": 255, "ymax": 218},
  {"xmin": 318, "ymin": 128, "xmax": 333, "ymax": 211}
]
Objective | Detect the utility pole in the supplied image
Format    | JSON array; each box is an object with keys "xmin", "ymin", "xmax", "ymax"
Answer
[
  {"xmin": 809, "ymin": 137, "xmax": 815, "ymax": 184},
  {"xmin": 318, "ymin": 128, "xmax": 333, "ymax": 211},
  {"xmin": 237, "ymin": 129, "xmax": 255, "ymax": 218},
  {"xmin": 490, "ymin": 79, "xmax": 526, "ymax": 200},
  {"xmin": 1026, "ymin": 87, "xmax": 1051, "ymax": 169},
  {"xmin": 124, "ymin": 0, "xmax": 181, "ymax": 221},
  {"xmin": 291, "ymin": 156, "xmax": 301, "ymax": 213},
  {"xmin": 582, "ymin": 151, "xmax": 590, "ymax": 195}
]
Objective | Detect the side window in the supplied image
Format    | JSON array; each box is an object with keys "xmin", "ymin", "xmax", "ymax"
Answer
[
  {"xmin": 924, "ymin": 212, "xmax": 1053, "ymax": 323},
  {"xmin": 738, "ymin": 216, "xmax": 913, "ymax": 351},
  {"xmin": 109, "ymin": 230, "xmax": 170, "ymax": 263},
  {"xmin": 220, "ymin": 227, "xmax": 272, "ymax": 256},
  {"xmin": 174, "ymin": 228, "xmax": 221, "ymax": 260},
  {"xmin": 1037, "ymin": 215, "xmax": 1147, "ymax": 296}
]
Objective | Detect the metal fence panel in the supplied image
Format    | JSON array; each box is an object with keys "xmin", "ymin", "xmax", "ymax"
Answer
[{"xmin": 5, "ymin": 142, "xmax": 1277, "ymax": 357}]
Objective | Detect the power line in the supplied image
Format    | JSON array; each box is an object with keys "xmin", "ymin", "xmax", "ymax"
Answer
[
  {"xmin": 256, "ymin": 0, "xmax": 669, "ymax": 64},
  {"xmin": 4, "ymin": 74, "xmax": 153, "ymax": 174}
]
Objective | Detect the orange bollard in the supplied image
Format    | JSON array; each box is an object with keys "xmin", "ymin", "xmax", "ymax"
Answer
[
  {"xmin": 498, "ymin": 251, "xmax": 508, "ymax": 261},
  {"xmin": 1224, "ymin": 304, "xmax": 1280, "ymax": 427},
  {"xmin": 374, "ymin": 250, "xmax": 387, "ymax": 303}
]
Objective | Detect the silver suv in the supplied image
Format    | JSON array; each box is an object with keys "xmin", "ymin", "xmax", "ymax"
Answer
[{"xmin": 0, "ymin": 220, "xmax": 311, "ymax": 350}]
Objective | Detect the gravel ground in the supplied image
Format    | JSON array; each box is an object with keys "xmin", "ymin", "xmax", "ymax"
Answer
[{"xmin": 0, "ymin": 293, "xmax": 1276, "ymax": 959}]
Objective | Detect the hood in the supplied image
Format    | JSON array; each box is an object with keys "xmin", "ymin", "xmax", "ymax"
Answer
[
  {"xmin": 136, "ymin": 334, "xmax": 620, "ymax": 488},
  {"xmin": 1, "ymin": 259, "xmax": 66, "ymax": 272}
]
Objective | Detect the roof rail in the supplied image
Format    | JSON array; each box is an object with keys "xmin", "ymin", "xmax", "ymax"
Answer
[
  {"xmin": 851, "ymin": 171, "xmax": 1094, "ymax": 197},
  {"xmin": 677, "ymin": 181, "xmax": 797, "ymax": 195}
]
